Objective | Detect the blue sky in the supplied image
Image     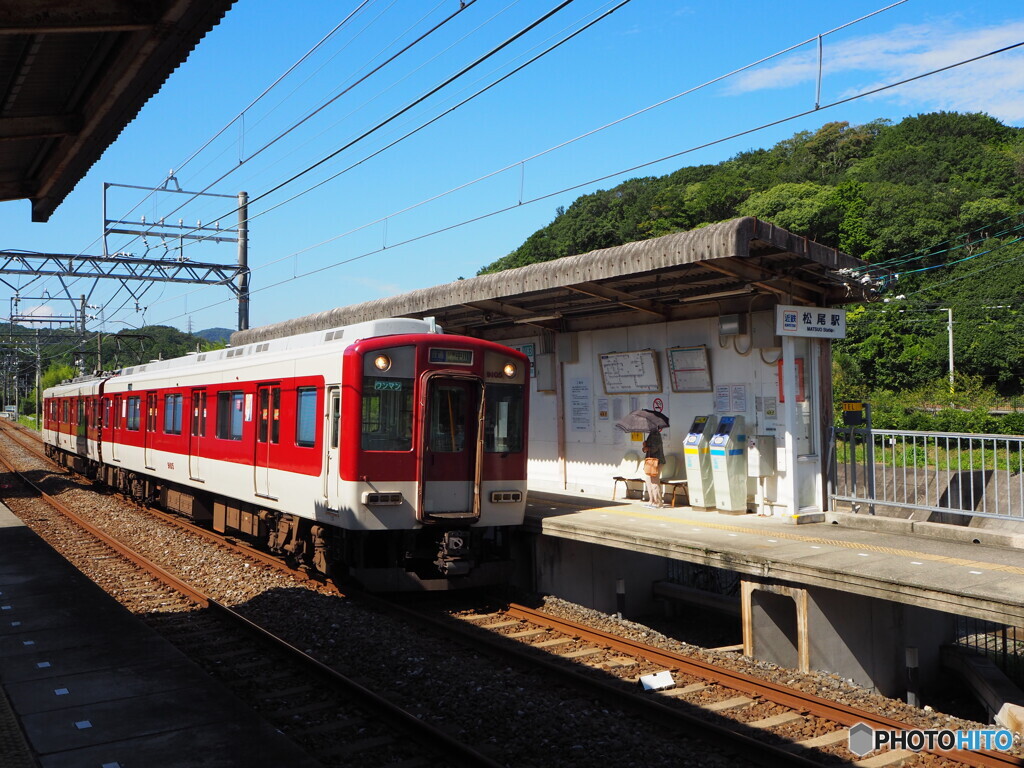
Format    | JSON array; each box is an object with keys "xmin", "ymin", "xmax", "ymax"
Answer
[{"xmin": 2, "ymin": 0, "xmax": 1023, "ymax": 335}]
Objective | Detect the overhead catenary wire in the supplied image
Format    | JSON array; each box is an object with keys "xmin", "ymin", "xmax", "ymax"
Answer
[
  {"xmin": 112, "ymin": 0, "xmax": 477, "ymax": 257},
  {"xmin": 164, "ymin": 0, "xmax": 582, "ymax": 251},
  {"xmin": 56, "ymin": 0, "xmax": 908, "ymax": 327},
  {"xmin": 137, "ymin": 36, "xmax": 1024, "ymax": 328},
  {"xmin": 164, "ymin": 0, "xmax": 906, "ymax": 258}
]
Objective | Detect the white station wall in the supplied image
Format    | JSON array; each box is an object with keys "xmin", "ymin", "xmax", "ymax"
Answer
[{"xmin": 507, "ymin": 316, "xmax": 823, "ymax": 512}]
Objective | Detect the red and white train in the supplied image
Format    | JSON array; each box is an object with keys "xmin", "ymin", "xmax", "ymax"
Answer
[{"xmin": 43, "ymin": 318, "xmax": 529, "ymax": 590}]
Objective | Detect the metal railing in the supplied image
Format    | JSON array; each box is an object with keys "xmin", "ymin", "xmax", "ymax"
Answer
[
  {"xmin": 829, "ymin": 428, "xmax": 1024, "ymax": 522},
  {"xmin": 956, "ymin": 617, "xmax": 1024, "ymax": 687}
]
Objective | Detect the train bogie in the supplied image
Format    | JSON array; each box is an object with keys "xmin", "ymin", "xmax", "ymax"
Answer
[{"xmin": 42, "ymin": 318, "xmax": 529, "ymax": 589}]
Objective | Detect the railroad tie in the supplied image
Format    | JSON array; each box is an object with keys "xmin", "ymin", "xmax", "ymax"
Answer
[
  {"xmin": 507, "ymin": 629, "xmax": 547, "ymax": 639},
  {"xmin": 792, "ymin": 730, "xmax": 850, "ymax": 749},
  {"xmin": 699, "ymin": 696, "xmax": 754, "ymax": 712},
  {"xmin": 748, "ymin": 712, "xmax": 803, "ymax": 729},
  {"xmin": 560, "ymin": 647, "xmax": 602, "ymax": 659},
  {"xmin": 853, "ymin": 749, "xmax": 916, "ymax": 767},
  {"xmin": 659, "ymin": 682, "xmax": 708, "ymax": 697},
  {"xmin": 533, "ymin": 637, "xmax": 574, "ymax": 648}
]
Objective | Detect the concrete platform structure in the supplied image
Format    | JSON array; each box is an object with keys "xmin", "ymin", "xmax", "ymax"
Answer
[
  {"xmin": 522, "ymin": 490, "xmax": 1024, "ymax": 700},
  {"xmin": 0, "ymin": 503, "xmax": 316, "ymax": 768}
]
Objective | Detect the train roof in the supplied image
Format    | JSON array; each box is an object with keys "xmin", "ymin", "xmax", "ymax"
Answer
[{"xmin": 43, "ymin": 317, "xmax": 441, "ymax": 396}]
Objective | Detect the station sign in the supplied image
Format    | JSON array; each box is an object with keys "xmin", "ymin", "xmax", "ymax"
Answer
[{"xmin": 775, "ymin": 305, "xmax": 847, "ymax": 339}]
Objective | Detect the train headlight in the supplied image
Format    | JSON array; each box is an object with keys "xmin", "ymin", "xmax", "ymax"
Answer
[
  {"xmin": 503, "ymin": 362, "xmax": 517, "ymax": 378},
  {"xmin": 373, "ymin": 354, "xmax": 392, "ymax": 372}
]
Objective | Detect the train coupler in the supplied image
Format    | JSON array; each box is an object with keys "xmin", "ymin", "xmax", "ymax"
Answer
[{"xmin": 433, "ymin": 530, "xmax": 473, "ymax": 576}]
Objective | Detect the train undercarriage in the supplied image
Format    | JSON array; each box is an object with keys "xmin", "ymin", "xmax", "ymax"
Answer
[{"xmin": 47, "ymin": 446, "xmax": 513, "ymax": 591}]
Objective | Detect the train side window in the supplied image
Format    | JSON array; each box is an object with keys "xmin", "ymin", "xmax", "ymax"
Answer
[
  {"xmin": 146, "ymin": 394, "xmax": 157, "ymax": 432},
  {"xmin": 164, "ymin": 394, "xmax": 183, "ymax": 435},
  {"xmin": 216, "ymin": 391, "xmax": 244, "ymax": 440},
  {"xmin": 126, "ymin": 396, "xmax": 141, "ymax": 431},
  {"xmin": 257, "ymin": 387, "xmax": 281, "ymax": 444},
  {"xmin": 484, "ymin": 384, "xmax": 525, "ymax": 453},
  {"xmin": 330, "ymin": 391, "xmax": 340, "ymax": 449},
  {"xmin": 192, "ymin": 391, "xmax": 206, "ymax": 437},
  {"xmin": 296, "ymin": 387, "xmax": 317, "ymax": 447}
]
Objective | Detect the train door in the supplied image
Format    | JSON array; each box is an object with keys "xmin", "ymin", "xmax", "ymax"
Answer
[
  {"xmin": 189, "ymin": 389, "xmax": 206, "ymax": 481},
  {"xmin": 75, "ymin": 398, "xmax": 87, "ymax": 455},
  {"xmin": 144, "ymin": 393, "xmax": 157, "ymax": 469},
  {"xmin": 254, "ymin": 384, "xmax": 281, "ymax": 499},
  {"xmin": 420, "ymin": 376, "xmax": 482, "ymax": 520},
  {"xmin": 323, "ymin": 386, "xmax": 340, "ymax": 504},
  {"xmin": 110, "ymin": 395, "xmax": 122, "ymax": 462}
]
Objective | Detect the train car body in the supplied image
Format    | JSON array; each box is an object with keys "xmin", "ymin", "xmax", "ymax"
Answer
[
  {"xmin": 43, "ymin": 318, "xmax": 529, "ymax": 590},
  {"xmin": 42, "ymin": 377, "xmax": 103, "ymax": 471}
]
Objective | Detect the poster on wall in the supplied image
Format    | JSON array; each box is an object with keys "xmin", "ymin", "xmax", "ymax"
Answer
[
  {"xmin": 597, "ymin": 350, "xmax": 661, "ymax": 394},
  {"xmin": 667, "ymin": 345, "xmax": 712, "ymax": 392},
  {"xmin": 570, "ymin": 377, "xmax": 592, "ymax": 432},
  {"xmin": 715, "ymin": 384, "xmax": 748, "ymax": 413}
]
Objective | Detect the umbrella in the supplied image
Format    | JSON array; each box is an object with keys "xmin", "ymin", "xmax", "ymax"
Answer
[{"xmin": 615, "ymin": 408, "xmax": 669, "ymax": 433}]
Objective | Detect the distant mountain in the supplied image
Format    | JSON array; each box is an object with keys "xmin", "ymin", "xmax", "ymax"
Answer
[{"xmin": 196, "ymin": 327, "xmax": 233, "ymax": 344}]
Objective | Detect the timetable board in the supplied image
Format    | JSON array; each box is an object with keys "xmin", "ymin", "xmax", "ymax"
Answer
[
  {"xmin": 598, "ymin": 350, "xmax": 661, "ymax": 394},
  {"xmin": 667, "ymin": 345, "xmax": 712, "ymax": 392}
]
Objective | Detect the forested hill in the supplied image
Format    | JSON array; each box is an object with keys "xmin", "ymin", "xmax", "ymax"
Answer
[{"xmin": 479, "ymin": 112, "xmax": 1024, "ymax": 400}]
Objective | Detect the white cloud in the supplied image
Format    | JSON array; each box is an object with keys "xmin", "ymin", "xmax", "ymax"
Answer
[
  {"xmin": 727, "ymin": 20, "xmax": 1024, "ymax": 123},
  {"xmin": 22, "ymin": 305, "xmax": 55, "ymax": 324}
]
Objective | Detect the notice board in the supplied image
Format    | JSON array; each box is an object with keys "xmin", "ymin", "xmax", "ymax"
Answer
[
  {"xmin": 598, "ymin": 350, "xmax": 661, "ymax": 394},
  {"xmin": 667, "ymin": 345, "xmax": 712, "ymax": 392}
]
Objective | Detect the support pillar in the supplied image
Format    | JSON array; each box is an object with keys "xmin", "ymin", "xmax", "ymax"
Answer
[{"xmin": 741, "ymin": 579, "xmax": 957, "ymax": 697}]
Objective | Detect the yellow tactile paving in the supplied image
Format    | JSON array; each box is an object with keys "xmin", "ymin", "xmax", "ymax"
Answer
[{"xmin": 530, "ymin": 501, "xmax": 1024, "ymax": 576}]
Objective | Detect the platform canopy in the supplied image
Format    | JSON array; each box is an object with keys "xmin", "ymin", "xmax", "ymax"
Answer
[
  {"xmin": 0, "ymin": 0, "xmax": 236, "ymax": 222},
  {"xmin": 232, "ymin": 217, "xmax": 883, "ymax": 346}
]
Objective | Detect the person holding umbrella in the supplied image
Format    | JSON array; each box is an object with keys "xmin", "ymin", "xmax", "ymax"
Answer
[
  {"xmin": 642, "ymin": 425, "xmax": 665, "ymax": 508},
  {"xmin": 615, "ymin": 408, "xmax": 669, "ymax": 508}
]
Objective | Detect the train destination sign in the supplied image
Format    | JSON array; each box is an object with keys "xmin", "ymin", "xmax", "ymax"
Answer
[
  {"xmin": 775, "ymin": 305, "xmax": 847, "ymax": 339},
  {"xmin": 429, "ymin": 348, "xmax": 474, "ymax": 365}
]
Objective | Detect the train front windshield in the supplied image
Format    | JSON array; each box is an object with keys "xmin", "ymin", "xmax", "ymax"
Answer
[{"xmin": 361, "ymin": 375, "xmax": 414, "ymax": 451}]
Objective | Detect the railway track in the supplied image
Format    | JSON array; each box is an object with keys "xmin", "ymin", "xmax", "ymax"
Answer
[
  {"xmin": 1, "ymin": 422, "xmax": 1021, "ymax": 767},
  {"xmin": 0, "ymin": 433, "xmax": 500, "ymax": 768}
]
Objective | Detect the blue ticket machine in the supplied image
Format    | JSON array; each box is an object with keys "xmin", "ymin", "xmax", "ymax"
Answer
[
  {"xmin": 709, "ymin": 415, "xmax": 748, "ymax": 514},
  {"xmin": 682, "ymin": 415, "xmax": 717, "ymax": 509}
]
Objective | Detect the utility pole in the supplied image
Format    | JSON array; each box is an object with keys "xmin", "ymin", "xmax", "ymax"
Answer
[
  {"xmin": 34, "ymin": 330, "xmax": 40, "ymax": 428},
  {"xmin": 237, "ymin": 191, "xmax": 249, "ymax": 331},
  {"xmin": 946, "ymin": 308, "xmax": 954, "ymax": 394}
]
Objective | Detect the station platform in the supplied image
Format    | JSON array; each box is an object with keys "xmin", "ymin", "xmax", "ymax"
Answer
[
  {"xmin": 524, "ymin": 490, "xmax": 1024, "ymax": 625},
  {"xmin": 0, "ymin": 503, "xmax": 316, "ymax": 768},
  {"xmin": 523, "ymin": 490, "xmax": 1024, "ymax": 698}
]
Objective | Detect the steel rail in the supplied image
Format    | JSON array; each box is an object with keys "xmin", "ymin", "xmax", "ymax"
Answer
[
  {"xmin": 0, "ymin": 446, "xmax": 502, "ymax": 768},
  {"xmin": 503, "ymin": 604, "xmax": 1023, "ymax": 768},
  {"xmin": 380, "ymin": 597, "xmax": 826, "ymax": 768}
]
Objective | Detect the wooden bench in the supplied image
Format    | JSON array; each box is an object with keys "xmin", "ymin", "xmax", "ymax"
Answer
[
  {"xmin": 659, "ymin": 454, "xmax": 689, "ymax": 507},
  {"xmin": 611, "ymin": 451, "xmax": 645, "ymax": 500}
]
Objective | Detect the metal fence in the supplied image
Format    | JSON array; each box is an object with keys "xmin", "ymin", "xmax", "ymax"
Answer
[
  {"xmin": 956, "ymin": 617, "xmax": 1024, "ymax": 687},
  {"xmin": 829, "ymin": 428, "xmax": 1024, "ymax": 522}
]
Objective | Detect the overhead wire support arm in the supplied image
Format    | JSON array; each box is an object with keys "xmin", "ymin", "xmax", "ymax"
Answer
[{"xmin": 0, "ymin": 251, "xmax": 248, "ymax": 293}]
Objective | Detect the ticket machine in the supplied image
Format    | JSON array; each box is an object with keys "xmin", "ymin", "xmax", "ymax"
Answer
[
  {"xmin": 709, "ymin": 415, "xmax": 747, "ymax": 514},
  {"xmin": 682, "ymin": 415, "xmax": 717, "ymax": 509}
]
